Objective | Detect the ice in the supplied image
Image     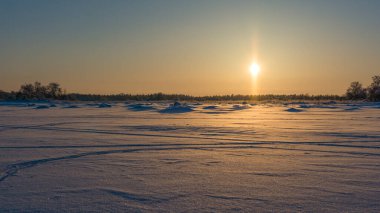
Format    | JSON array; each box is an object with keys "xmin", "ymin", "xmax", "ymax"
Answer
[{"xmin": 1, "ymin": 101, "xmax": 380, "ymax": 212}]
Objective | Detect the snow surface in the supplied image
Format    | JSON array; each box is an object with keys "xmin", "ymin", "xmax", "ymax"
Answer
[{"xmin": 1, "ymin": 101, "xmax": 380, "ymax": 212}]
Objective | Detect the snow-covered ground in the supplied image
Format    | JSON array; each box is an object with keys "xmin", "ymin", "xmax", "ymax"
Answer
[{"xmin": 1, "ymin": 101, "xmax": 380, "ymax": 212}]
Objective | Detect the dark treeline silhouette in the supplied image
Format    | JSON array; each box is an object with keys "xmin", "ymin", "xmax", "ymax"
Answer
[
  {"xmin": 0, "ymin": 76, "xmax": 379, "ymax": 102},
  {"xmin": 0, "ymin": 82, "xmax": 342, "ymax": 102},
  {"xmin": 346, "ymin": 75, "xmax": 380, "ymax": 101},
  {"xmin": 0, "ymin": 82, "xmax": 63, "ymax": 100},
  {"xmin": 62, "ymin": 93, "xmax": 343, "ymax": 102}
]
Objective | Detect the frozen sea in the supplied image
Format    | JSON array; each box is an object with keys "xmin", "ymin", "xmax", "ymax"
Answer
[{"xmin": 1, "ymin": 101, "xmax": 380, "ymax": 212}]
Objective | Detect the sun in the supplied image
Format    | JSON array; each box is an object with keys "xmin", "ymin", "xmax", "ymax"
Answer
[{"xmin": 249, "ymin": 63, "xmax": 261, "ymax": 76}]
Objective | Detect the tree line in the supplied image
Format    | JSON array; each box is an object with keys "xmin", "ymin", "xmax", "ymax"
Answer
[
  {"xmin": 0, "ymin": 82, "xmax": 343, "ymax": 102},
  {"xmin": 0, "ymin": 76, "xmax": 379, "ymax": 102}
]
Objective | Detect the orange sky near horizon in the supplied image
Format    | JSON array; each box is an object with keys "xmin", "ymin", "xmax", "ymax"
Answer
[{"xmin": 1, "ymin": 1, "xmax": 379, "ymax": 95}]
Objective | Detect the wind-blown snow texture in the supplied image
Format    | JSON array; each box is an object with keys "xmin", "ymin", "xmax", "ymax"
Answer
[{"xmin": 1, "ymin": 102, "xmax": 380, "ymax": 212}]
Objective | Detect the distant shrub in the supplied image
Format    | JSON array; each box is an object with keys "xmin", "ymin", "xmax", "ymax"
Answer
[
  {"xmin": 346, "ymin": 81, "xmax": 366, "ymax": 100},
  {"xmin": 0, "ymin": 90, "xmax": 9, "ymax": 100},
  {"xmin": 367, "ymin": 75, "xmax": 380, "ymax": 101},
  {"xmin": 16, "ymin": 81, "xmax": 63, "ymax": 100}
]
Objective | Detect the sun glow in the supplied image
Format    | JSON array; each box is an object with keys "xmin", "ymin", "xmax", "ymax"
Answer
[{"xmin": 249, "ymin": 63, "xmax": 261, "ymax": 76}]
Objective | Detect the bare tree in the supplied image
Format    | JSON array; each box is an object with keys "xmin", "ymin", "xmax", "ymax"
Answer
[
  {"xmin": 47, "ymin": 82, "xmax": 62, "ymax": 99},
  {"xmin": 19, "ymin": 83, "xmax": 35, "ymax": 99},
  {"xmin": 367, "ymin": 75, "xmax": 380, "ymax": 101},
  {"xmin": 346, "ymin": 81, "xmax": 366, "ymax": 100}
]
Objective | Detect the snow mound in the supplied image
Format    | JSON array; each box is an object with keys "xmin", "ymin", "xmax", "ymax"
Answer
[
  {"xmin": 299, "ymin": 104, "xmax": 337, "ymax": 109},
  {"xmin": 35, "ymin": 105, "xmax": 50, "ymax": 109},
  {"xmin": 0, "ymin": 102, "xmax": 31, "ymax": 107},
  {"xmin": 203, "ymin": 105, "xmax": 218, "ymax": 110},
  {"xmin": 323, "ymin": 101, "xmax": 337, "ymax": 105},
  {"xmin": 315, "ymin": 105, "xmax": 338, "ymax": 109},
  {"xmin": 285, "ymin": 108, "xmax": 303, "ymax": 112},
  {"xmin": 159, "ymin": 102, "xmax": 194, "ymax": 113},
  {"xmin": 345, "ymin": 106, "xmax": 361, "ymax": 111},
  {"xmin": 63, "ymin": 105, "xmax": 80, "ymax": 109},
  {"xmin": 98, "ymin": 103, "xmax": 112, "ymax": 108},
  {"xmin": 127, "ymin": 104, "xmax": 155, "ymax": 111},
  {"xmin": 299, "ymin": 104, "xmax": 312, "ymax": 109},
  {"xmin": 232, "ymin": 104, "xmax": 251, "ymax": 110},
  {"xmin": 85, "ymin": 103, "xmax": 99, "ymax": 107}
]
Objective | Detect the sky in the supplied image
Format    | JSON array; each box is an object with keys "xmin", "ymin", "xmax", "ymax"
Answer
[{"xmin": 1, "ymin": 0, "xmax": 380, "ymax": 95}]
